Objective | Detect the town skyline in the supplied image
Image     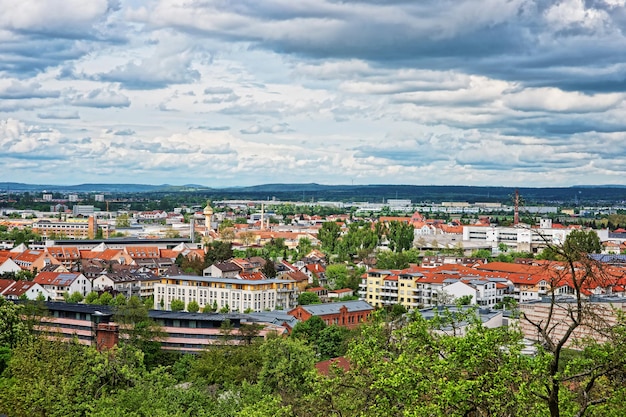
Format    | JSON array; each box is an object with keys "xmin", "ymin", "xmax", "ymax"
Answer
[{"xmin": 3, "ymin": 1, "xmax": 626, "ymax": 187}]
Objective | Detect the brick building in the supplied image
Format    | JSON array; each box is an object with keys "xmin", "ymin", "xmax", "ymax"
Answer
[{"xmin": 288, "ymin": 300, "xmax": 374, "ymax": 329}]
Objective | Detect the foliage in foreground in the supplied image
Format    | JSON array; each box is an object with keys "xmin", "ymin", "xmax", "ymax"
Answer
[{"xmin": 1, "ymin": 304, "xmax": 626, "ymax": 417}]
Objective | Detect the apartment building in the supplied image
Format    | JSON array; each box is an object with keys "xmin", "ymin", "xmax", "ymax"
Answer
[
  {"xmin": 27, "ymin": 302, "xmax": 288, "ymax": 352},
  {"xmin": 462, "ymin": 221, "xmax": 575, "ymax": 253},
  {"xmin": 32, "ymin": 216, "xmax": 99, "ymax": 240},
  {"xmin": 519, "ymin": 296, "xmax": 626, "ymax": 348},
  {"xmin": 359, "ymin": 268, "xmax": 440, "ymax": 310},
  {"xmin": 154, "ymin": 275, "xmax": 298, "ymax": 312}
]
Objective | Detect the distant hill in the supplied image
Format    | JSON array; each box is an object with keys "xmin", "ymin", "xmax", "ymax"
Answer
[
  {"xmin": 1, "ymin": 182, "xmax": 626, "ymax": 204},
  {"xmin": 0, "ymin": 183, "xmax": 212, "ymax": 193}
]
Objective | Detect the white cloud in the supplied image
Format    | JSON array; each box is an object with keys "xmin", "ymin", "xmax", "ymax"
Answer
[
  {"xmin": 0, "ymin": 0, "xmax": 112, "ymax": 33},
  {"xmin": 2, "ymin": 1, "xmax": 626, "ymax": 186},
  {"xmin": 68, "ymin": 88, "xmax": 130, "ymax": 108}
]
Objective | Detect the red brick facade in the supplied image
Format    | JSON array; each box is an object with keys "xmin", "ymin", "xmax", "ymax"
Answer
[{"xmin": 288, "ymin": 304, "xmax": 372, "ymax": 329}]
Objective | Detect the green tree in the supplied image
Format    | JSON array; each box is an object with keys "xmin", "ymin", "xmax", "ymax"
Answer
[
  {"xmin": 0, "ymin": 297, "xmax": 29, "ymax": 349},
  {"xmin": 114, "ymin": 296, "xmax": 164, "ymax": 369},
  {"xmin": 390, "ymin": 303, "xmax": 407, "ymax": 319},
  {"xmin": 291, "ymin": 315, "xmax": 326, "ymax": 343},
  {"xmin": 339, "ymin": 222, "xmax": 379, "ymax": 260},
  {"xmin": 171, "ymin": 299, "xmax": 185, "ymax": 312},
  {"xmin": 203, "ymin": 301, "xmax": 218, "ymax": 313},
  {"xmin": 471, "ymin": 248, "xmax": 493, "ymax": 259},
  {"xmin": 259, "ymin": 336, "xmax": 316, "ymax": 398},
  {"xmin": 457, "ymin": 295, "xmax": 473, "ymax": 305},
  {"xmin": 112, "ymin": 293, "xmax": 127, "ymax": 307},
  {"xmin": 0, "ymin": 338, "xmax": 146, "ymax": 417},
  {"xmin": 297, "ymin": 237, "xmax": 313, "ymax": 257},
  {"xmin": 190, "ymin": 343, "xmax": 263, "ymax": 387},
  {"xmin": 325, "ymin": 264, "xmax": 348, "ymax": 290},
  {"xmin": 219, "ymin": 219, "xmax": 235, "ymax": 231},
  {"xmin": 297, "ymin": 311, "xmax": 534, "ymax": 417},
  {"xmin": 85, "ymin": 291, "xmax": 99, "ymax": 304},
  {"xmin": 187, "ymin": 300, "xmax": 200, "ymax": 313},
  {"xmin": 204, "ymin": 240, "xmax": 233, "ymax": 266},
  {"xmin": 387, "ymin": 220, "xmax": 415, "ymax": 252},
  {"xmin": 317, "ymin": 325, "xmax": 350, "ymax": 360},
  {"xmin": 263, "ymin": 238, "xmax": 287, "ymax": 260},
  {"xmin": 376, "ymin": 250, "xmax": 410, "ymax": 269},
  {"xmin": 318, "ymin": 221, "xmax": 341, "ymax": 253},
  {"xmin": 521, "ymin": 227, "xmax": 626, "ymax": 417},
  {"xmin": 116, "ymin": 213, "xmax": 131, "ymax": 228},
  {"xmin": 262, "ymin": 258, "xmax": 277, "ymax": 278},
  {"xmin": 562, "ymin": 229, "xmax": 602, "ymax": 260},
  {"xmin": 297, "ymin": 292, "xmax": 321, "ymax": 305},
  {"xmin": 67, "ymin": 291, "xmax": 84, "ymax": 303},
  {"xmin": 97, "ymin": 292, "xmax": 114, "ymax": 305}
]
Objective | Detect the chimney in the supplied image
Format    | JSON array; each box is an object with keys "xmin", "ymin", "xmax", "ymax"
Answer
[{"xmin": 96, "ymin": 322, "xmax": 119, "ymax": 351}]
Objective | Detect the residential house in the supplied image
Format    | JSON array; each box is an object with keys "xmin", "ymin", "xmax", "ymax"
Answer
[
  {"xmin": 45, "ymin": 246, "xmax": 81, "ymax": 269},
  {"xmin": 304, "ymin": 287, "xmax": 328, "ymax": 302},
  {"xmin": 282, "ymin": 270, "xmax": 310, "ymax": 293},
  {"xmin": 12, "ymin": 249, "xmax": 60, "ymax": 272},
  {"xmin": 203, "ymin": 262, "xmax": 241, "ymax": 278},
  {"xmin": 328, "ymin": 288, "xmax": 355, "ymax": 299},
  {"xmin": 34, "ymin": 271, "xmax": 91, "ymax": 301},
  {"xmin": 1, "ymin": 280, "xmax": 50, "ymax": 300},
  {"xmin": 0, "ymin": 257, "xmax": 22, "ymax": 275},
  {"xmin": 231, "ymin": 257, "xmax": 265, "ymax": 273},
  {"xmin": 301, "ymin": 263, "xmax": 326, "ymax": 286}
]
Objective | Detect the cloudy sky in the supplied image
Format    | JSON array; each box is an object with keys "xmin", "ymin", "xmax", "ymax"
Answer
[{"xmin": 2, "ymin": 0, "xmax": 626, "ymax": 187}]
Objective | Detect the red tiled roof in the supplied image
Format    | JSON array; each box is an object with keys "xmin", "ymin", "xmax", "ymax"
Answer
[
  {"xmin": 330, "ymin": 288, "xmax": 353, "ymax": 294},
  {"xmin": 34, "ymin": 271, "xmax": 80, "ymax": 286},
  {"xmin": 239, "ymin": 272, "xmax": 266, "ymax": 280},
  {"xmin": 315, "ymin": 357, "xmax": 350, "ymax": 375},
  {"xmin": 305, "ymin": 264, "xmax": 326, "ymax": 274},
  {"xmin": 2, "ymin": 280, "xmax": 37, "ymax": 297},
  {"xmin": 0, "ymin": 279, "xmax": 15, "ymax": 293},
  {"xmin": 285, "ymin": 271, "xmax": 309, "ymax": 282}
]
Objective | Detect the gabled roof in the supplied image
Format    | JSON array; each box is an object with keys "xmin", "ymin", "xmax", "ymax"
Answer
[
  {"xmin": 2, "ymin": 280, "xmax": 40, "ymax": 297},
  {"xmin": 0, "ymin": 279, "xmax": 15, "ymax": 293},
  {"xmin": 213, "ymin": 262, "xmax": 242, "ymax": 273},
  {"xmin": 284, "ymin": 271, "xmax": 309, "ymax": 282},
  {"xmin": 13, "ymin": 250, "xmax": 45, "ymax": 263},
  {"xmin": 46, "ymin": 246, "xmax": 80, "ymax": 259},
  {"xmin": 125, "ymin": 246, "xmax": 160, "ymax": 258},
  {"xmin": 34, "ymin": 272, "xmax": 82, "ymax": 286},
  {"xmin": 159, "ymin": 249, "xmax": 180, "ymax": 260},
  {"xmin": 305, "ymin": 263, "xmax": 326, "ymax": 274},
  {"xmin": 239, "ymin": 272, "xmax": 266, "ymax": 280}
]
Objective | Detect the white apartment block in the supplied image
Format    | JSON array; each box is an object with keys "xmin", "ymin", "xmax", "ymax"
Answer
[
  {"xmin": 155, "ymin": 275, "xmax": 299, "ymax": 312},
  {"xmin": 462, "ymin": 221, "xmax": 574, "ymax": 253}
]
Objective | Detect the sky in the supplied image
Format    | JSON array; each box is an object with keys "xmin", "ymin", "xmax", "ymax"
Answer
[{"xmin": 2, "ymin": 0, "xmax": 626, "ymax": 188}]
